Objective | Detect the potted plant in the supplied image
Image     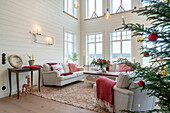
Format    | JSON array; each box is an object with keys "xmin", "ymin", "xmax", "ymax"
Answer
[
  {"xmin": 91, "ymin": 58, "xmax": 111, "ymax": 72},
  {"xmin": 27, "ymin": 54, "xmax": 34, "ymax": 66},
  {"xmin": 69, "ymin": 53, "xmax": 78, "ymax": 63}
]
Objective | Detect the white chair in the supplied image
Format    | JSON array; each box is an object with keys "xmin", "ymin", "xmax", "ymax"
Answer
[{"xmin": 93, "ymin": 73, "xmax": 156, "ymax": 113}]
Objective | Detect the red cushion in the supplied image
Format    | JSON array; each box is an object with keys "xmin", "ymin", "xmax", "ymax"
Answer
[
  {"xmin": 46, "ymin": 63, "xmax": 58, "ymax": 66},
  {"xmin": 68, "ymin": 63, "xmax": 79, "ymax": 73},
  {"xmin": 119, "ymin": 64, "xmax": 131, "ymax": 72},
  {"xmin": 61, "ymin": 72, "xmax": 73, "ymax": 76},
  {"xmin": 22, "ymin": 65, "xmax": 43, "ymax": 69}
]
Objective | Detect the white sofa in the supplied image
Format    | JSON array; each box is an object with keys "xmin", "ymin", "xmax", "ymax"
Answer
[
  {"xmin": 93, "ymin": 73, "xmax": 156, "ymax": 113},
  {"xmin": 42, "ymin": 63, "xmax": 84, "ymax": 86}
]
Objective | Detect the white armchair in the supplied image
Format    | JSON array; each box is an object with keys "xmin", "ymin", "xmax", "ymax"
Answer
[
  {"xmin": 114, "ymin": 81, "xmax": 156, "ymax": 113},
  {"xmin": 93, "ymin": 73, "xmax": 156, "ymax": 113}
]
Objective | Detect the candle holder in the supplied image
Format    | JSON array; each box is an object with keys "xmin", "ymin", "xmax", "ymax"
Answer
[{"xmin": 29, "ymin": 32, "xmax": 54, "ymax": 45}]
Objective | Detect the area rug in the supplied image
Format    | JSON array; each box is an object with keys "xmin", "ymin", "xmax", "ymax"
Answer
[{"xmin": 33, "ymin": 81, "xmax": 109, "ymax": 113}]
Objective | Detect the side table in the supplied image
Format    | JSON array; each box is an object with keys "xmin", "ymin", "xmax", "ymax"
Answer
[{"xmin": 8, "ymin": 67, "xmax": 41, "ymax": 99}]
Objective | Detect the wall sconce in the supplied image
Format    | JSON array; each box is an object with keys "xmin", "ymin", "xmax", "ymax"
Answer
[{"xmin": 30, "ymin": 26, "xmax": 54, "ymax": 45}]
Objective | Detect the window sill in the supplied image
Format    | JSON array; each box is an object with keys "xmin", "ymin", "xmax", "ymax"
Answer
[
  {"xmin": 63, "ymin": 11, "xmax": 78, "ymax": 20},
  {"xmin": 84, "ymin": 7, "xmax": 145, "ymax": 21}
]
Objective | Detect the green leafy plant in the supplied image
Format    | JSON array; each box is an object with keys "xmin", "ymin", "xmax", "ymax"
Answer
[
  {"xmin": 69, "ymin": 53, "xmax": 78, "ymax": 62},
  {"xmin": 27, "ymin": 54, "xmax": 34, "ymax": 60}
]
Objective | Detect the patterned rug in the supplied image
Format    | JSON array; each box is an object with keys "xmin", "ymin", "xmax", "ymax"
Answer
[{"xmin": 33, "ymin": 81, "xmax": 109, "ymax": 113}]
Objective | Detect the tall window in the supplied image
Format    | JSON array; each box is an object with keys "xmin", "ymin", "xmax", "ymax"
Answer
[
  {"xmin": 87, "ymin": 33, "xmax": 103, "ymax": 65},
  {"xmin": 110, "ymin": 0, "xmax": 131, "ymax": 14},
  {"xmin": 65, "ymin": 32, "xmax": 76, "ymax": 63},
  {"xmin": 86, "ymin": 0, "xmax": 103, "ymax": 18},
  {"xmin": 64, "ymin": 0, "xmax": 77, "ymax": 17},
  {"xmin": 142, "ymin": 0, "xmax": 165, "ymax": 7},
  {"xmin": 111, "ymin": 31, "xmax": 131, "ymax": 61}
]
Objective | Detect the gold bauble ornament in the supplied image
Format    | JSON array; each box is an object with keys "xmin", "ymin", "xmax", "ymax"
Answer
[
  {"xmin": 160, "ymin": 57, "xmax": 164, "ymax": 63},
  {"xmin": 163, "ymin": 0, "xmax": 167, "ymax": 2},
  {"xmin": 137, "ymin": 37, "xmax": 142, "ymax": 42},
  {"xmin": 161, "ymin": 69, "xmax": 167, "ymax": 76}
]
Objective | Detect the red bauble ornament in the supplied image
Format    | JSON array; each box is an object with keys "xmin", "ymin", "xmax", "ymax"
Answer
[
  {"xmin": 143, "ymin": 52, "xmax": 149, "ymax": 57},
  {"xmin": 148, "ymin": 33, "xmax": 158, "ymax": 41},
  {"xmin": 138, "ymin": 80, "xmax": 145, "ymax": 87}
]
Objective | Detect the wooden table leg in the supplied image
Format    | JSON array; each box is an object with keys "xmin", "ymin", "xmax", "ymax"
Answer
[
  {"xmin": 8, "ymin": 70, "xmax": 12, "ymax": 96},
  {"xmin": 31, "ymin": 71, "xmax": 33, "ymax": 86},
  {"xmin": 38, "ymin": 69, "xmax": 41, "ymax": 92},
  {"xmin": 16, "ymin": 72, "xmax": 19, "ymax": 99}
]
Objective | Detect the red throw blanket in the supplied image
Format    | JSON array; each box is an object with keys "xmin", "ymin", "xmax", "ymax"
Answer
[
  {"xmin": 96, "ymin": 76, "xmax": 116, "ymax": 112},
  {"xmin": 22, "ymin": 65, "xmax": 43, "ymax": 69}
]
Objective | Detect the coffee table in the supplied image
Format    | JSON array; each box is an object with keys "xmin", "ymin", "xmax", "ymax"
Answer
[{"xmin": 83, "ymin": 71, "xmax": 120, "ymax": 84}]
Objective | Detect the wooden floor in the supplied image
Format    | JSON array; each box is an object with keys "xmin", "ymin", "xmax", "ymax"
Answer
[{"xmin": 0, "ymin": 95, "xmax": 96, "ymax": 113}]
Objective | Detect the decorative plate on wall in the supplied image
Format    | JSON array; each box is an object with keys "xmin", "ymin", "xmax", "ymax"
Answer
[{"xmin": 8, "ymin": 55, "xmax": 23, "ymax": 68}]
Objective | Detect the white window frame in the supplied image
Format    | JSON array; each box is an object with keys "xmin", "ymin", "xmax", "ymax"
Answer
[
  {"xmin": 110, "ymin": 0, "xmax": 132, "ymax": 14},
  {"xmin": 86, "ymin": 33, "xmax": 103, "ymax": 65},
  {"xmin": 64, "ymin": 31, "xmax": 76, "ymax": 63},
  {"xmin": 110, "ymin": 30, "xmax": 132, "ymax": 61},
  {"xmin": 86, "ymin": 0, "xmax": 103, "ymax": 19},
  {"xmin": 64, "ymin": 0, "xmax": 77, "ymax": 17}
]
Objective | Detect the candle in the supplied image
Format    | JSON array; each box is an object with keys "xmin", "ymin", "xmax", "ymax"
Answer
[
  {"xmin": 133, "ymin": 57, "xmax": 135, "ymax": 64},
  {"xmin": 138, "ymin": 104, "xmax": 140, "ymax": 111},
  {"xmin": 120, "ymin": 54, "xmax": 122, "ymax": 58}
]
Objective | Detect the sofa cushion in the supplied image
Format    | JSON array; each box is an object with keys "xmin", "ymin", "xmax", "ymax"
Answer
[
  {"xmin": 73, "ymin": 71, "xmax": 84, "ymax": 77},
  {"xmin": 61, "ymin": 72, "xmax": 73, "ymax": 76},
  {"xmin": 43, "ymin": 64, "xmax": 51, "ymax": 72},
  {"xmin": 109, "ymin": 63, "xmax": 117, "ymax": 72},
  {"xmin": 116, "ymin": 73, "xmax": 132, "ymax": 89},
  {"xmin": 129, "ymin": 81, "xmax": 139, "ymax": 89},
  {"xmin": 51, "ymin": 64, "xmax": 64, "ymax": 74},
  {"xmin": 56, "ymin": 73, "xmax": 77, "ymax": 81},
  {"xmin": 69, "ymin": 63, "xmax": 79, "ymax": 73},
  {"xmin": 47, "ymin": 63, "xmax": 58, "ymax": 66},
  {"xmin": 119, "ymin": 64, "xmax": 131, "ymax": 72},
  {"xmin": 62, "ymin": 63, "xmax": 70, "ymax": 73}
]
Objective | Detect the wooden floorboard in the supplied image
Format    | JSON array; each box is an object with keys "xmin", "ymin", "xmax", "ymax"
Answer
[{"xmin": 0, "ymin": 95, "xmax": 96, "ymax": 113}]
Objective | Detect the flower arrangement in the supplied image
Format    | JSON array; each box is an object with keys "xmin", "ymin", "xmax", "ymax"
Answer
[{"xmin": 91, "ymin": 58, "xmax": 111, "ymax": 72}]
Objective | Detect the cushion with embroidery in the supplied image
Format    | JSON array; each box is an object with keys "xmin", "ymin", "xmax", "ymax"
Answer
[{"xmin": 51, "ymin": 64, "xmax": 64, "ymax": 74}]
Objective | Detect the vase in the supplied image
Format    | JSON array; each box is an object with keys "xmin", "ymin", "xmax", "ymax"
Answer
[
  {"xmin": 99, "ymin": 65, "xmax": 106, "ymax": 73},
  {"xmin": 28, "ymin": 60, "xmax": 35, "ymax": 66}
]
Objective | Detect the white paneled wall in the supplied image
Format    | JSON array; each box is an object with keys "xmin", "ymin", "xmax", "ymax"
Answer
[
  {"xmin": 80, "ymin": 0, "xmax": 151, "ymax": 66},
  {"xmin": 0, "ymin": 0, "xmax": 80, "ymax": 98}
]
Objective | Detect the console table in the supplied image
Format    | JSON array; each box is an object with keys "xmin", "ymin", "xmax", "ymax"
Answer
[
  {"xmin": 84, "ymin": 71, "xmax": 120, "ymax": 84},
  {"xmin": 8, "ymin": 67, "xmax": 41, "ymax": 99}
]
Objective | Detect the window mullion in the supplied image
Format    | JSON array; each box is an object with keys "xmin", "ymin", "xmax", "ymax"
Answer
[
  {"xmin": 121, "ymin": 32, "xmax": 122, "ymax": 57},
  {"xmin": 95, "ymin": 34, "xmax": 96, "ymax": 58}
]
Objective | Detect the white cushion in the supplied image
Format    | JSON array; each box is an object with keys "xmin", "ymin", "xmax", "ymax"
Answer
[
  {"xmin": 51, "ymin": 64, "xmax": 64, "ymax": 74},
  {"xmin": 73, "ymin": 71, "xmax": 84, "ymax": 77},
  {"xmin": 116, "ymin": 73, "xmax": 132, "ymax": 89},
  {"xmin": 115, "ymin": 63, "xmax": 120, "ymax": 72},
  {"xmin": 109, "ymin": 63, "xmax": 116, "ymax": 72},
  {"xmin": 62, "ymin": 63, "xmax": 70, "ymax": 73},
  {"xmin": 43, "ymin": 64, "xmax": 51, "ymax": 72},
  {"xmin": 56, "ymin": 73, "xmax": 77, "ymax": 81}
]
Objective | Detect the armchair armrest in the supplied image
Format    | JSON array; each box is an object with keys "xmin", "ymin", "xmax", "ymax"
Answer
[
  {"xmin": 42, "ymin": 70, "xmax": 61, "ymax": 85},
  {"xmin": 113, "ymin": 86, "xmax": 134, "ymax": 96},
  {"xmin": 113, "ymin": 86, "xmax": 134, "ymax": 112},
  {"xmin": 78, "ymin": 66, "xmax": 85, "ymax": 71}
]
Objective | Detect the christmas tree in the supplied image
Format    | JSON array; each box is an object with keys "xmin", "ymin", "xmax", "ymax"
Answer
[{"xmin": 119, "ymin": 0, "xmax": 170, "ymax": 112}]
